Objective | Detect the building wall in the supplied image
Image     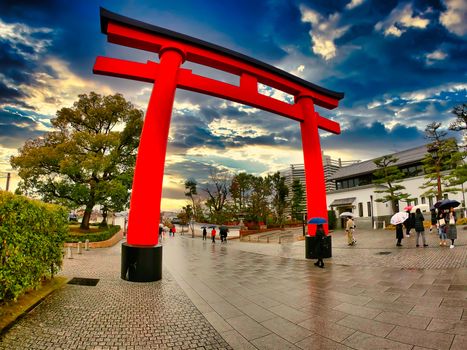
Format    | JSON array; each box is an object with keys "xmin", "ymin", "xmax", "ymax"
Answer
[{"xmin": 327, "ymin": 172, "xmax": 466, "ymax": 229}]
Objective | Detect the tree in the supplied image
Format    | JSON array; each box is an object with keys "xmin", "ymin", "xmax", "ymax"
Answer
[
  {"xmin": 204, "ymin": 169, "xmax": 230, "ymax": 223},
  {"xmin": 269, "ymin": 172, "xmax": 289, "ymax": 228},
  {"xmin": 184, "ymin": 178, "xmax": 201, "ymax": 220},
  {"xmin": 420, "ymin": 122, "xmax": 462, "ymax": 200},
  {"xmin": 248, "ymin": 175, "xmax": 271, "ymax": 224},
  {"xmin": 11, "ymin": 92, "xmax": 143, "ymax": 229},
  {"xmin": 448, "ymin": 103, "xmax": 467, "ymax": 133},
  {"xmin": 290, "ymin": 179, "xmax": 305, "ymax": 220},
  {"xmin": 373, "ymin": 155, "xmax": 411, "ymax": 213},
  {"xmin": 230, "ymin": 172, "xmax": 253, "ymax": 214}
]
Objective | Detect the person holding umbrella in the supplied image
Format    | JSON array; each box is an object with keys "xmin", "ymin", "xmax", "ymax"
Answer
[
  {"xmin": 437, "ymin": 208, "xmax": 448, "ymax": 246},
  {"xmin": 447, "ymin": 207, "xmax": 457, "ymax": 248},
  {"xmin": 307, "ymin": 217, "xmax": 327, "ymax": 268},
  {"xmin": 390, "ymin": 211, "xmax": 408, "ymax": 247},
  {"xmin": 202, "ymin": 226, "xmax": 207, "ymax": 240},
  {"xmin": 345, "ymin": 216, "xmax": 356, "ymax": 246}
]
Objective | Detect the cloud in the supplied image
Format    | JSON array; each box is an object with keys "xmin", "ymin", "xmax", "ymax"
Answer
[
  {"xmin": 300, "ymin": 5, "xmax": 349, "ymax": 60},
  {"xmin": 440, "ymin": 0, "xmax": 467, "ymax": 36},
  {"xmin": 375, "ymin": 3, "xmax": 429, "ymax": 37},
  {"xmin": 321, "ymin": 120, "xmax": 427, "ymax": 160},
  {"xmin": 345, "ymin": 0, "xmax": 365, "ymax": 10},
  {"xmin": 425, "ymin": 49, "xmax": 448, "ymax": 65}
]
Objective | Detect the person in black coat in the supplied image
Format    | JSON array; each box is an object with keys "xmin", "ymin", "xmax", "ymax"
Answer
[
  {"xmin": 314, "ymin": 224, "xmax": 325, "ymax": 268},
  {"xmin": 404, "ymin": 211, "xmax": 415, "ymax": 237},
  {"xmin": 396, "ymin": 223, "xmax": 403, "ymax": 246},
  {"xmin": 202, "ymin": 227, "xmax": 207, "ymax": 240},
  {"xmin": 414, "ymin": 208, "xmax": 427, "ymax": 247}
]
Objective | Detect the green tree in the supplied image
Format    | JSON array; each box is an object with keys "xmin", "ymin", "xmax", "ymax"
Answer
[
  {"xmin": 10, "ymin": 92, "xmax": 143, "ymax": 230},
  {"xmin": 184, "ymin": 178, "xmax": 201, "ymax": 220},
  {"xmin": 248, "ymin": 175, "xmax": 271, "ymax": 224},
  {"xmin": 373, "ymin": 155, "xmax": 411, "ymax": 214},
  {"xmin": 229, "ymin": 173, "xmax": 253, "ymax": 213},
  {"xmin": 269, "ymin": 172, "xmax": 289, "ymax": 228},
  {"xmin": 290, "ymin": 179, "xmax": 305, "ymax": 220},
  {"xmin": 420, "ymin": 122, "xmax": 462, "ymax": 200}
]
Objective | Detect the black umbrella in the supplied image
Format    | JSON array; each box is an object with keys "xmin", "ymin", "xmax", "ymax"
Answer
[
  {"xmin": 208, "ymin": 225, "xmax": 216, "ymax": 228},
  {"xmin": 435, "ymin": 199, "xmax": 461, "ymax": 210}
]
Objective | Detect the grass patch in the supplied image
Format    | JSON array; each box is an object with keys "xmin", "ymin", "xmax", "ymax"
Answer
[{"xmin": 0, "ymin": 276, "xmax": 68, "ymax": 333}]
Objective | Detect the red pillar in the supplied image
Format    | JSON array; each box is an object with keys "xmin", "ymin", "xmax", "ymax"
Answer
[
  {"xmin": 298, "ymin": 96, "xmax": 328, "ymax": 235},
  {"xmin": 127, "ymin": 48, "xmax": 184, "ymax": 246}
]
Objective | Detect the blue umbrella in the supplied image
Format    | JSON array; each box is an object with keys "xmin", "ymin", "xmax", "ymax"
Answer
[
  {"xmin": 435, "ymin": 199, "xmax": 460, "ymax": 210},
  {"xmin": 307, "ymin": 217, "xmax": 327, "ymax": 224}
]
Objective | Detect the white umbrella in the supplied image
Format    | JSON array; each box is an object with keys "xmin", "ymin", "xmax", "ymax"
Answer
[
  {"xmin": 390, "ymin": 212, "xmax": 409, "ymax": 225},
  {"xmin": 339, "ymin": 212, "xmax": 354, "ymax": 218},
  {"xmin": 410, "ymin": 204, "xmax": 429, "ymax": 213}
]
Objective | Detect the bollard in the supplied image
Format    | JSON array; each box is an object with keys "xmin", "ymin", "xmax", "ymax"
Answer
[
  {"xmin": 383, "ymin": 221, "xmax": 386, "ymax": 229},
  {"xmin": 77, "ymin": 241, "xmax": 82, "ymax": 254},
  {"xmin": 66, "ymin": 246, "xmax": 73, "ymax": 259},
  {"xmin": 85, "ymin": 239, "xmax": 90, "ymax": 251},
  {"xmin": 373, "ymin": 221, "xmax": 377, "ymax": 230}
]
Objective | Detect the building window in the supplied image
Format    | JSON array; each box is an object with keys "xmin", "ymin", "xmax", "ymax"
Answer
[
  {"xmin": 443, "ymin": 193, "xmax": 448, "ymax": 199},
  {"xmin": 358, "ymin": 202, "xmax": 363, "ymax": 217},
  {"xmin": 428, "ymin": 196, "xmax": 433, "ymax": 207},
  {"xmin": 367, "ymin": 202, "xmax": 371, "ymax": 217},
  {"xmin": 421, "ymin": 197, "xmax": 426, "ymax": 204},
  {"xmin": 413, "ymin": 198, "xmax": 418, "ymax": 205}
]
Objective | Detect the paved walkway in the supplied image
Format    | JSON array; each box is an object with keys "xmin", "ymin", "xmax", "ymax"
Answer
[{"xmin": 1, "ymin": 228, "xmax": 466, "ymax": 349}]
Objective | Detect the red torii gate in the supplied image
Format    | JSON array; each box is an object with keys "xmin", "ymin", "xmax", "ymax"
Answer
[{"xmin": 94, "ymin": 8, "xmax": 343, "ymax": 281}]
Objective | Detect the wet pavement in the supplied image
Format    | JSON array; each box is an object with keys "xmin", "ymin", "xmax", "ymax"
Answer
[{"xmin": 1, "ymin": 227, "xmax": 466, "ymax": 349}]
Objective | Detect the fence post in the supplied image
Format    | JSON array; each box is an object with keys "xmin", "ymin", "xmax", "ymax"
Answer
[
  {"xmin": 85, "ymin": 239, "xmax": 90, "ymax": 251},
  {"xmin": 77, "ymin": 241, "xmax": 82, "ymax": 254},
  {"xmin": 66, "ymin": 246, "xmax": 73, "ymax": 259}
]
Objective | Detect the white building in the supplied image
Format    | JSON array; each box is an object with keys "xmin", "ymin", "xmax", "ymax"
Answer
[{"xmin": 327, "ymin": 144, "xmax": 466, "ymax": 229}]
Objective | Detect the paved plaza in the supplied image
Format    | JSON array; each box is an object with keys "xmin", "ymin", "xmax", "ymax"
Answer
[{"xmin": 1, "ymin": 227, "xmax": 466, "ymax": 349}]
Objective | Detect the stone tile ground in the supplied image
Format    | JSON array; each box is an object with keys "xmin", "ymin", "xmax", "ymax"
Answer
[{"xmin": 1, "ymin": 227, "xmax": 467, "ymax": 349}]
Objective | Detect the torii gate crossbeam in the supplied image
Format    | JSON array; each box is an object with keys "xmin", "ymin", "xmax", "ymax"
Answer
[{"xmin": 94, "ymin": 8, "xmax": 344, "ymax": 282}]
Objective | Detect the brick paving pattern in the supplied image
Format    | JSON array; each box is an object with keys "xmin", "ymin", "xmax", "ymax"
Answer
[{"xmin": 0, "ymin": 243, "xmax": 231, "ymax": 350}]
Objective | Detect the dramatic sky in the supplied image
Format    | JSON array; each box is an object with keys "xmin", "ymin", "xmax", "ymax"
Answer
[{"xmin": 1, "ymin": 0, "xmax": 466, "ymax": 210}]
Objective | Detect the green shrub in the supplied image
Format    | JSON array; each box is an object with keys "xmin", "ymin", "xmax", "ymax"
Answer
[
  {"xmin": 0, "ymin": 191, "xmax": 67, "ymax": 302},
  {"xmin": 66, "ymin": 225, "xmax": 120, "ymax": 243}
]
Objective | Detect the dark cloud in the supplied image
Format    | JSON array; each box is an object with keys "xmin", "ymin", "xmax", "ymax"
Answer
[
  {"xmin": 321, "ymin": 120, "xmax": 427, "ymax": 156},
  {"xmin": 0, "ymin": 107, "xmax": 46, "ymax": 148}
]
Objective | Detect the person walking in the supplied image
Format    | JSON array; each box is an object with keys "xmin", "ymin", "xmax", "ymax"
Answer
[
  {"xmin": 404, "ymin": 211, "xmax": 414, "ymax": 237},
  {"xmin": 437, "ymin": 209, "xmax": 448, "ymax": 246},
  {"xmin": 202, "ymin": 227, "xmax": 207, "ymax": 240},
  {"xmin": 396, "ymin": 223, "xmax": 404, "ymax": 246},
  {"xmin": 414, "ymin": 208, "xmax": 428, "ymax": 247},
  {"xmin": 314, "ymin": 224, "xmax": 325, "ymax": 268},
  {"xmin": 447, "ymin": 207, "xmax": 457, "ymax": 248},
  {"xmin": 345, "ymin": 216, "xmax": 356, "ymax": 246},
  {"xmin": 430, "ymin": 209, "xmax": 437, "ymax": 233},
  {"xmin": 211, "ymin": 227, "xmax": 216, "ymax": 243}
]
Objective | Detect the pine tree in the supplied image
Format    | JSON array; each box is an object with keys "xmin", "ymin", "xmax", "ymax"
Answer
[{"xmin": 373, "ymin": 155, "xmax": 411, "ymax": 214}]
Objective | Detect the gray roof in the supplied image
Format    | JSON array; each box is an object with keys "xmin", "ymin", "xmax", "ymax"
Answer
[
  {"xmin": 330, "ymin": 197, "xmax": 356, "ymax": 206},
  {"xmin": 330, "ymin": 144, "xmax": 428, "ymax": 180}
]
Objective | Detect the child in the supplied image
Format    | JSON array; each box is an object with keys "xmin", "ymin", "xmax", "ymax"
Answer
[{"xmin": 211, "ymin": 227, "xmax": 216, "ymax": 243}]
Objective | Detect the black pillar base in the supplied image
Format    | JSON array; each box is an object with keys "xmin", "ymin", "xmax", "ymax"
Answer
[
  {"xmin": 305, "ymin": 235, "xmax": 332, "ymax": 259},
  {"xmin": 121, "ymin": 243, "xmax": 162, "ymax": 282}
]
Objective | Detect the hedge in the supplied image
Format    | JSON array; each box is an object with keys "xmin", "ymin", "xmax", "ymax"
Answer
[
  {"xmin": 0, "ymin": 191, "xmax": 68, "ymax": 302},
  {"xmin": 66, "ymin": 225, "xmax": 120, "ymax": 243}
]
